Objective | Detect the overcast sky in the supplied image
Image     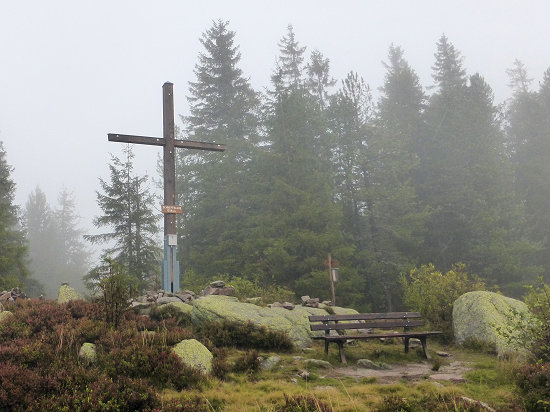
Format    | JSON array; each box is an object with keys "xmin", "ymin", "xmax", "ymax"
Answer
[{"xmin": 2, "ymin": 0, "xmax": 550, "ymax": 243}]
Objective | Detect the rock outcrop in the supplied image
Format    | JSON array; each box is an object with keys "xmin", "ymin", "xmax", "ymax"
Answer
[
  {"xmin": 57, "ymin": 284, "xmax": 82, "ymax": 303},
  {"xmin": 453, "ymin": 291, "xmax": 529, "ymax": 355},
  {"xmin": 200, "ymin": 280, "xmax": 235, "ymax": 297},
  {"xmin": 172, "ymin": 339, "xmax": 213, "ymax": 374},
  {"xmin": 191, "ymin": 295, "xmax": 347, "ymax": 348}
]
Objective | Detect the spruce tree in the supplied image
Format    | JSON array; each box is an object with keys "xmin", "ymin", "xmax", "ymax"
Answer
[
  {"xmin": 508, "ymin": 66, "xmax": 550, "ymax": 278},
  {"xmin": 0, "ymin": 142, "xmax": 28, "ymax": 290},
  {"xmin": 86, "ymin": 145, "xmax": 161, "ymax": 292},
  {"xmin": 364, "ymin": 45, "xmax": 428, "ymax": 309},
  {"xmin": 248, "ymin": 27, "xmax": 359, "ymax": 304},
  {"xmin": 418, "ymin": 36, "xmax": 536, "ymax": 290},
  {"xmin": 178, "ymin": 20, "xmax": 259, "ymax": 279}
]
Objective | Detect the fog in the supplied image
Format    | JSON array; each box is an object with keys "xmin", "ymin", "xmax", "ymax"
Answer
[{"xmin": 2, "ymin": 0, "xmax": 550, "ymax": 251}]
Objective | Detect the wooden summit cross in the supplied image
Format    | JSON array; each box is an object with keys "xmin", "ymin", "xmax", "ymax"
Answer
[{"xmin": 108, "ymin": 82, "xmax": 226, "ymax": 292}]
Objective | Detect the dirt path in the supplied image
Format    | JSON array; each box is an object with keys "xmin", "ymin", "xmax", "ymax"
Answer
[{"xmin": 328, "ymin": 360, "xmax": 470, "ymax": 384}]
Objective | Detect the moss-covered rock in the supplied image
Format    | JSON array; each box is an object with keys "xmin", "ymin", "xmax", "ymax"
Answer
[
  {"xmin": 163, "ymin": 301, "xmax": 193, "ymax": 315},
  {"xmin": 172, "ymin": 339, "xmax": 212, "ymax": 374},
  {"xmin": 57, "ymin": 284, "xmax": 82, "ymax": 303},
  {"xmin": 78, "ymin": 342, "xmax": 97, "ymax": 365},
  {"xmin": 191, "ymin": 295, "xmax": 329, "ymax": 348},
  {"xmin": 0, "ymin": 310, "xmax": 13, "ymax": 322},
  {"xmin": 453, "ymin": 291, "xmax": 529, "ymax": 355}
]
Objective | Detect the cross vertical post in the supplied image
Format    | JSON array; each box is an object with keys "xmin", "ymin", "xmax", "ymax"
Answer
[
  {"xmin": 107, "ymin": 82, "xmax": 226, "ymax": 293},
  {"xmin": 162, "ymin": 82, "xmax": 178, "ymax": 293}
]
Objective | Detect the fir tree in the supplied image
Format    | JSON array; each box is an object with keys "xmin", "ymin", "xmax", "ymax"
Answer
[
  {"xmin": 86, "ymin": 145, "xmax": 161, "ymax": 292},
  {"xmin": 0, "ymin": 142, "xmax": 28, "ymax": 290}
]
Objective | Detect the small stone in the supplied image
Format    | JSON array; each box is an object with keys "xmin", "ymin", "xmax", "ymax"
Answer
[
  {"xmin": 437, "ymin": 351, "xmax": 451, "ymax": 357},
  {"xmin": 261, "ymin": 355, "xmax": 281, "ymax": 371},
  {"xmin": 299, "ymin": 370, "xmax": 310, "ymax": 379},
  {"xmin": 356, "ymin": 359, "xmax": 391, "ymax": 370},
  {"xmin": 282, "ymin": 302, "xmax": 295, "ymax": 310},
  {"xmin": 210, "ymin": 280, "xmax": 226, "ymax": 288},
  {"xmin": 79, "ymin": 343, "xmax": 97, "ymax": 365},
  {"xmin": 0, "ymin": 311, "xmax": 13, "ymax": 322},
  {"xmin": 270, "ymin": 302, "xmax": 283, "ymax": 308},
  {"xmin": 304, "ymin": 359, "xmax": 332, "ymax": 369},
  {"xmin": 301, "ymin": 295, "xmax": 311, "ymax": 303},
  {"xmin": 293, "ymin": 356, "xmax": 304, "ymax": 361},
  {"xmin": 291, "ymin": 378, "xmax": 298, "ymax": 384},
  {"xmin": 201, "ymin": 285, "xmax": 235, "ymax": 297}
]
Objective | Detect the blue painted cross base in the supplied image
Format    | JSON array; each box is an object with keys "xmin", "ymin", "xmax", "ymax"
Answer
[{"xmin": 162, "ymin": 235, "xmax": 180, "ymax": 292}]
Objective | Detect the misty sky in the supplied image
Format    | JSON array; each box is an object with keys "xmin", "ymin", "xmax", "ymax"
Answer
[{"xmin": 2, "ymin": 0, "xmax": 550, "ymax": 245}]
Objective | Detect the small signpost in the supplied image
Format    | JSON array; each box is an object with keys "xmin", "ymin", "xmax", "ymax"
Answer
[{"xmin": 108, "ymin": 82, "xmax": 226, "ymax": 292}]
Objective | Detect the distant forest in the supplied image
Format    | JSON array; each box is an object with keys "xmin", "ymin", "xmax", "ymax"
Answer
[
  {"xmin": 170, "ymin": 20, "xmax": 550, "ymax": 311},
  {"xmin": 3, "ymin": 20, "xmax": 550, "ymax": 310}
]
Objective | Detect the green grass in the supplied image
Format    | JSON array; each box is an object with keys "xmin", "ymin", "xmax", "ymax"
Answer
[{"xmin": 163, "ymin": 340, "xmax": 523, "ymax": 411}]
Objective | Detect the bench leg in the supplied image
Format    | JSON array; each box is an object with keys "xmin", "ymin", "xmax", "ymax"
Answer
[
  {"xmin": 337, "ymin": 341, "xmax": 347, "ymax": 364},
  {"xmin": 420, "ymin": 337, "xmax": 430, "ymax": 359},
  {"xmin": 404, "ymin": 337, "xmax": 410, "ymax": 354},
  {"xmin": 325, "ymin": 340, "xmax": 329, "ymax": 355}
]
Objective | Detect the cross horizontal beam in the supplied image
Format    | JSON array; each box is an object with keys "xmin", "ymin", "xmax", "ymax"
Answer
[{"xmin": 108, "ymin": 133, "xmax": 226, "ymax": 152}]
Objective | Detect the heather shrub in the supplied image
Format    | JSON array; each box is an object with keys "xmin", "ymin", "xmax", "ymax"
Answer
[
  {"xmin": 197, "ymin": 319, "xmax": 293, "ymax": 351},
  {"xmin": 276, "ymin": 393, "xmax": 333, "ymax": 412},
  {"xmin": 99, "ymin": 337, "xmax": 205, "ymax": 390},
  {"xmin": 0, "ymin": 362, "xmax": 57, "ymax": 411},
  {"xmin": 232, "ymin": 350, "xmax": 261, "ymax": 375},
  {"xmin": 515, "ymin": 363, "xmax": 550, "ymax": 411},
  {"xmin": 211, "ymin": 348, "xmax": 230, "ymax": 381},
  {"xmin": 32, "ymin": 375, "xmax": 158, "ymax": 412}
]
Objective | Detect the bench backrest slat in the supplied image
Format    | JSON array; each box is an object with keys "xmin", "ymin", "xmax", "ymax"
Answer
[
  {"xmin": 308, "ymin": 311, "xmax": 421, "ymax": 322},
  {"xmin": 310, "ymin": 319, "xmax": 424, "ymax": 331}
]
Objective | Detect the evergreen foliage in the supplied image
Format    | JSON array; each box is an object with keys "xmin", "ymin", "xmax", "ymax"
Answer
[
  {"xmin": 0, "ymin": 142, "xmax": 28, "ymax": 290},
  {"xmin": 24, "ymin": 187, "xmax": 89, "ymax": 298},
  {"xmin": 177, "ymin": 20, "xmax": 259, "ymax": 281},
  {"xmin": 86, "ymin": 145, "xmax": 161, "ymax": 292}
]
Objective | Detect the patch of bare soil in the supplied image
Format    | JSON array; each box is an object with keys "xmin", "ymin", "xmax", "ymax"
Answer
[{"xmin": 329, "ymin": 360, "xmax": 470, "ymax": 384}]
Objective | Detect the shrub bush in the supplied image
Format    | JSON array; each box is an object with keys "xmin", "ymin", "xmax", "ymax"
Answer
[
  {"xmin": 197, "ymin": 319, "xmax": 293, "ymax": 351},
  {"xmin": 514, "ymin": 363, "xmax": 550, "ymax": 411},
  {"xmin": 401, "ymin": 263, "xmax": 485, "ymax": 340},
  {"xmin": 276, "ymin": 393, "xmax": 333, "ymax": 412},
  {"xmin": 232, "ymin": 350, "xmax": 261, "ymax": 375}
]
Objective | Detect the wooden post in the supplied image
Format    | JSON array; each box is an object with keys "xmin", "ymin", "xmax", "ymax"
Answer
[
  {"xmin": 328, "ymin": 253, "xmax": 336, "ymax": 305},
  {"xmin": 107, "ymin": 82, "xmax": 226, "ymax": 292}
]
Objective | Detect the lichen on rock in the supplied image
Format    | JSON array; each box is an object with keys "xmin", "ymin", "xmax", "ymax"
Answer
[
  {"xmin": 78, "ymin": 342, "xmax": 97, "ymax": 365},
  {"xmin": 453, "ymin": 291, "xmax": 529, "ymax": 355},
  {"xmin": 172, "ymin": 339, "xmax": 213, "ymax": 374},
  {"xmin": 57, "ymin": 284, "xmax": 82, "ymax": 303},
  {"xmin": 0, "ymin": 311, "xmax": 13, "ymax": 322},
  {"xmin": 191, "ymin": 295, "xmax": 329, "ymax": 348}
]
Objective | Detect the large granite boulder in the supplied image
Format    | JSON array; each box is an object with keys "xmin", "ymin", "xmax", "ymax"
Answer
[
  {"xmin": 172, "ymin": 339, "xmax": 213, "ymax": 374},
  {"xmin": 191, "ymin": 295, "xmax": 330, "ymax": 348},
  {"xmin": 57, "ymin": 284, "xmax": 82, "ymax": 303},
  {"xmin": 453, "ymin": 291, "xmax": 529, "ymax": 355}
]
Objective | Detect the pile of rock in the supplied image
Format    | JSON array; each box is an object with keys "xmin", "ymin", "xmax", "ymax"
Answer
[
  {"xmin": 131, "ymin": 289, "xmax": 196, "ymax": 310},
  {"xmin": 269, "ymin": 301, "xmax": 295, "ymax": 310},
  {"xmin": 300, "ymin": 295, "xmax": 331, "ymax": 308},
  {"xmin": 200, "ymin": 280, "xmax": 235, "ymax": 297},
  {"xmin": 0, "ymin": 288, "xmax": 27, "ymax": 303}
]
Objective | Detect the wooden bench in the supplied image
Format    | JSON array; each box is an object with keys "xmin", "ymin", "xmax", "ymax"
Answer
[{"xmin": 308, "ymin": 312, "xmax": 442, "ymax": 364}]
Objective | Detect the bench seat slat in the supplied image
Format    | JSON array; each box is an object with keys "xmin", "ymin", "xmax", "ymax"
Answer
[
  {"xmin": 308, "ymin": 312, "xmax": 421, "ymax": 322},
  {"xmin": 311, "ymin": 331, "xmax": 442, "ymax": 340},
  {"xmin": 310, "ymin": 319, "xmax": 424, "ymax": 331}
]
